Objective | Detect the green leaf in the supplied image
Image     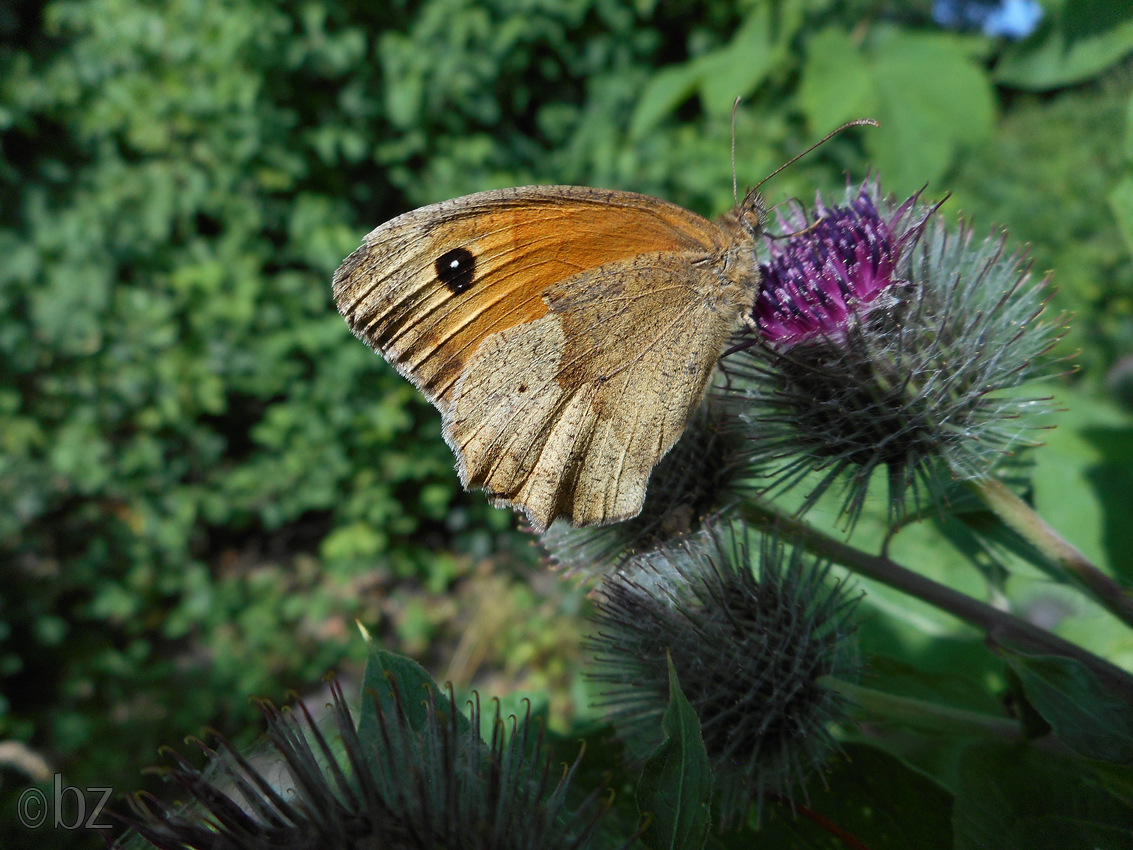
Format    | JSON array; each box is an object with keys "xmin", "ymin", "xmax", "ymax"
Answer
[
  {"xmin": 695, "ymin": 5, "xmax": 796, "ymax": 118},
  {"xmin": 379, "ymin": 32, "xmax": 425, "ymax": 130},
  {"xmin": 999, "ymin": 389, "xmax": 1133, "ymax": 654},
  {"xmin": 935, "ymin": 512, "xmax": 1014, "ymax": 592},
  {"xmin": 860, "ymin": 653, "xmax": 1006, "ymax": 716},
  {"xmin": 320, "ymin": 521, "xmax": 389, "ymax": 561},
  {"xmin": 754, "ymin": 743, "xmax": 953, "ymax": 850},
  {"xmin": 629, "ymin": 64, "xmax": 704, "ymax": 141},
  {"xmin": 1089, "ymin": 761, "xmax": 1133, "ymax": 808},
  {"xmin": 543, "ymin": 720, "xmax": 641, "ymax": 837},
  {"xmin": 996, "ymin": 0, "xmax": 1133, "ymax": 90},
  {"xmin": 1030, "ymin": 386, "xmax": 1133, "ymax": 584},
  {"xmin": 638, "ymin": 655, "xmax": 712, "ymax": 850},
  {"xmin": 954, "ymin": 742, "xmax": 1133, "ymax": 850},
  {"xmin": 943, "ymin": 476, "xmax": 1080, "ymax": 593},
  {"xmin": 1125, "ymin": 88, "xmax": 1133, "ymax": 161},
  {"xmin": 1000, "ymin": 647, "xmax": 1133, "ymax": 764},
  {"xmin": 1002, "ymin": 664, "xmax": 1053, "ymax": 740},
  {"xmin": 799, "ymin": 27, "xmax": 878, "ymax": 132},
  {"xmin": 356, "ymin": 643, "xmax": 468, "ymax": 753},
  {"xmin": 1079, "ymin": 423, "xmax": 1133, "ymax": 588},
  {"xmin": 1110, "ymin": 176, "xmax": 1133, "ymax": 258},
  {"xmin": 629, "ymin": 3, "xmax": 801, "ymax": 138},
  {"xmin": 865, "ymin": 28, "xmax": 996, "ymax": 194}
]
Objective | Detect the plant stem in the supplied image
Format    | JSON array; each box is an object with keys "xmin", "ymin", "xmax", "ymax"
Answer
[
  {"xmin": 739, "ymin": 499, "xmax": 1133, "ymax": 702},
  {"xmin": 818, "ymin": 677, "xmax": 1022, "ymax": 738},
  {"xmin": 968, "ymin": 477, "xmax": 1133, "ymax": 628}
]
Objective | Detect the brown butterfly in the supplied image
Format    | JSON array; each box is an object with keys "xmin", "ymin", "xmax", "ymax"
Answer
[{"xmin": 332, "ymin": 184, "xmax": 765, "ymax": 531}]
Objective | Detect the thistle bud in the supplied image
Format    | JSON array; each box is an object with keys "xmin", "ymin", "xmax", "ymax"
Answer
[
  {"xmin": 541, "ymin": 398, "xmax": 750, "ymax": 575},
  {"xmin": 723, "ymin": 179, "xmax": 1064, "ymax": 525},
  {"xmin": 125, "ymin": 676, "xmax": 623, "ymax": 850},
  {"xmin": 587, "ymin": 527, "xmax": 860, "ymax": 825}
]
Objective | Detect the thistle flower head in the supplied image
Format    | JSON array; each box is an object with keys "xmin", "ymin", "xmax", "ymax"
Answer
[
  {"xmin": 587, "ymin": 527, "xmax": 860, "ymax": 826},
  {"xmin": 755, "ymin": 181, "xmax": 928, "ymax": 346},
  {"xmin": 124, "ymin": 676, "xmax": 622, "ymax": 850},
  {"xmin": 723, "ymin": 178, "xmax": 1064, "ymax": 526}
]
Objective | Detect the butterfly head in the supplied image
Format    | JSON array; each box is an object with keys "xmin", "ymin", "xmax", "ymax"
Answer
[
  {"xmin": 737, "ymin": 187, "xmax": 767, "ymax": 238},
  {"xmin": 718, "ymin": 187, "xmax": 766, "ymax": 243},
  {"xmin": 714, "ymin": 188, "xmax": 766, "ymax": 292}
]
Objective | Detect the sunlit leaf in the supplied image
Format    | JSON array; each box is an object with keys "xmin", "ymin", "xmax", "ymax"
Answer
[
  {"xmin": 799, "ymin": 27, "xmax": 878, "ymax": 132},
  {"xmin": 1110, "ymin": 176, "xmax": 1133, "ymax": 258},
  {"xmin": 866, "ymin": 28, "xmax": 995, "ymax": 194},
  {"xmin": 629, "ymin": 64, "xmax": 703, "ymax": 141},
  {"xmin": 696, "ymin": 5, "xmax": 796, "ymax": 118},
  {"xmin": 996, "ymin": 0, "xmax": 1133, "ymax": 90}
]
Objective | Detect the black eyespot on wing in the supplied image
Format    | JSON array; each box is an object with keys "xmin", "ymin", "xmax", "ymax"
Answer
[{"xmin": 436, "ymin": 247, "xmax": 476, "ymax": 294}]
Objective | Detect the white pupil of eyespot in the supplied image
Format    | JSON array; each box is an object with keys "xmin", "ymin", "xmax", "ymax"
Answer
[{"xmin": 450, "ymin": 259, "xmax": 460, "ymax": 268}]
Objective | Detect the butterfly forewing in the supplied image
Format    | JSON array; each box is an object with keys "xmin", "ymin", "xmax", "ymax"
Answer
[
  {"xmin": 332, "ymin": 187, "xmax": 725, "ymax": 409},
  {"xmin": 332, "ymin": 184, "xmax": 757, "ymax": 529}
]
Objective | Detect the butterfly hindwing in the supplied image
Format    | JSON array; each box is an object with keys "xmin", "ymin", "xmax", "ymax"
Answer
[{"xmin": 446, "ymin": 251, "xmax": 743, "ymax": 529}]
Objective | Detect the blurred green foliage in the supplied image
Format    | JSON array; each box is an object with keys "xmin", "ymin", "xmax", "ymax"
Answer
[{"xmin": 2, "ymin": 0, "xmax": 1133, "ymax": 847}]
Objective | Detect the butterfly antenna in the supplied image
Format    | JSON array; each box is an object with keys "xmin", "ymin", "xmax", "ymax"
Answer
[
  {"xmin": 731, "ymin": 96, "xmax": 741, "ymax": 205},
  {"xmin": 752, "ymin": 118, "xmax": 879, "ymax": 193},
  {"xmin": 772, "ymin": 218, "xmax": 823, "ymax": 240},
  {"xmin": 760, "ymin": 199, "xmax": 820, "ymax": 240}
]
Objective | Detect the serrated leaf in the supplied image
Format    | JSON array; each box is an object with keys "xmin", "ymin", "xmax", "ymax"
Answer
[
  {"xmin": 1000, "ymin": 647, "xmax": 1133, "ymax": 764},
  {"xmin": 799, "ymin": 27, "xmax": 878, "ymax": 132},
  {"xmin": 638, "ymin": 656, "xmax": 712, "ymax": 850},
  {"xmin": 954, "ymin": 742, "xmax": 1133, "ymax": 850}
]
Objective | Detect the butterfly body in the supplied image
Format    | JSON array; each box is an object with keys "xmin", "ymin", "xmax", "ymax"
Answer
[{"xmin": 333, "ymin": 185, "xmax": 763, "ymax": 531}]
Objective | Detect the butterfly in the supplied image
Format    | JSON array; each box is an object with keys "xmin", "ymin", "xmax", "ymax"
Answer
[{"xmin": 332, "ymin": 184, "xmax": 765, "ymax": 532}]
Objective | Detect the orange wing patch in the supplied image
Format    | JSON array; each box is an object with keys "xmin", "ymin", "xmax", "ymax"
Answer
[{"xmin": 332, "ymin": 187, "xmax": 725, "ymax": 407}]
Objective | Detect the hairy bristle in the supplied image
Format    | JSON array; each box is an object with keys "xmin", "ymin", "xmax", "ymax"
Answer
[
  {"xmin": 124, "ymin": 677, "xmax": 623, "ymax": 850},
  {"xmin": 587, "ymin": 526, "xmax": 861, "ymax": 825}
]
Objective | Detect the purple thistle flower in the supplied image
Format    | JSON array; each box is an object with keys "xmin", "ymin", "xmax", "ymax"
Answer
[
  {"xmin": 721, "ymin": 179, "xmax": 1063, "ymax": 526},
  {"xmin": 755, "ymin": 182, "xmax": 929, "ymax": 346}
]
